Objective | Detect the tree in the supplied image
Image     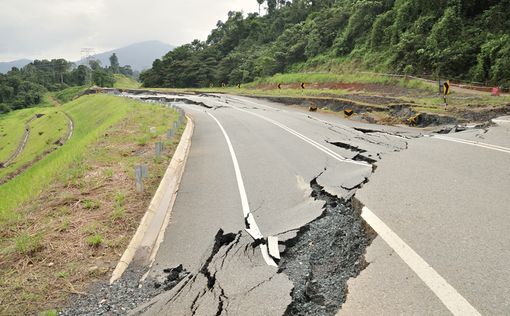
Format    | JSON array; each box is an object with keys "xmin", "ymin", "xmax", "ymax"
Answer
[
  {"xmin": 139, "ymin": 0, "xmax": 510, "ymax": 88},
  {"xmin": 109, "ymin": 53, "xmax": 120, "ymax": 73},
  {"xmin": 257, "ymin": 0, "xmax": 264, "ymax": 14}
]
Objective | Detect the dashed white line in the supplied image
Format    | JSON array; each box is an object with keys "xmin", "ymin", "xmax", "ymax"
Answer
[
  {"xmin": 435, "ymin": 135, "xmax": 510, "ymax": 154},
  {"xmin": 362, "ymin": 207, "xmax": 482, "ymax": 316}
]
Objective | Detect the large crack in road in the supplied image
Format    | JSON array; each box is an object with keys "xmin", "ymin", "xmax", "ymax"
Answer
[
  {"xmin": 278, "ymin": 176, "xmax": 376, "ymax": 315},
  {"xmin": 61, "ymin": 93, "xmax": 417, "ymax": 315}
]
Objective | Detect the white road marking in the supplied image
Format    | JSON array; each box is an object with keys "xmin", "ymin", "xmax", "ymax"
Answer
[
  {"xmin": 362, "ymin": 207, "xmax": 482, "ymax": 316},
  {"xmin": 211, "ymin": 98, "xmax": 481, "ymax": 315},
  {"xmin": 207, "ymin": 112, "xmax": 277, "ymax": 267},
  {"xmin": 230, "ymin": 106, "xmax": 371, "ymax": 168},
  {"xmin": 492, "ymin": 119, "xmax": 510, "ymax": 124},
  {"xmin": 268, "ymin": 236, "xmax": 280, "ymax": 260},
  {"xmin": 227, "ymin": 95, "xmax": 289, "ymax": 113},
  {"xmin": 435, "ymin": 135, "xmax": 510, "ymax": 154},
  {"xmin": 228, "ymin": 96, "xmax": 408, "ymax": 140}
]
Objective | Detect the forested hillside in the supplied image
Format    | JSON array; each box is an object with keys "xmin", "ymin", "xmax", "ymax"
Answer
[
  {"xmin": 0, "ymin": 54, "xmax": 132, "ymax": 113},
  {"xmin": 140, "ymin": 0, "xmax": 510, "ymax": 88}
]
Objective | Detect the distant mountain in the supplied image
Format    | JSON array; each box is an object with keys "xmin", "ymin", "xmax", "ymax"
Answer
[
  {"xmin": 0, "ymin": 59, "xmax": 32, "ymax": 73},
  {"xmin": 76, "ymin": 40, "xmax": 174, "ymax": 71}
]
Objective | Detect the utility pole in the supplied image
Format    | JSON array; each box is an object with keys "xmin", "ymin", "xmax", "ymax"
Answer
[{"xmin": 81, "ymin": 48, "xmax": 95, "ymax": 84}]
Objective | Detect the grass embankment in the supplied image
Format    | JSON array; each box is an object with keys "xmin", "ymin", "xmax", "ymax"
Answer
[
  {"xmin": 163, "ymin": 71, "xmax": 510, "ymax": 120},
  {"xmin": 0, "ymin": 109, "xmax": 68, "ymax": 180},
  {"xmin": 53, "ymin": 86, "xmax": 89, "ymax": 104},
  {"xmin": 249, "ymin": 72, "xmax": 434, "ymax": 91},
  {"xmin": 0, "ymin": 108, "xmax": 39, "ymax": 163},
  {"xmin": 113, "ymin": 74, "xmax": 141, "ymax": 89},
  {"xmin": 0, "ymin": 94, "xmax": 182, "ymax": 314}
]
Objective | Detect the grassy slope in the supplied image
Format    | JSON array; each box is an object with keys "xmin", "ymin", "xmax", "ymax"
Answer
[
  {"xmin": 153, "ymin": 70, "xmax": 510, "ymax": 116},
  {"xmin": 0, "ymin": 109, "xmax": 68, "ymax": 178},
  {"xmin": 0, "ymin": 108, "xmax": 39, "ymax": 162},
  {"xmin": 0, "ymin": 96, "xmax": 181, "ymax": 314},
  {"xmin": 53, "ymin": 86, "xmax": 89, "ymax": 104},
  {"xmin": 114, "ymin": 74, "xmax": 141, "ymax": 89},
  {"xmin": 250, "ymin": 72, "xmax": 433, "ymax": 90},
  {"xmin": 0, "ymin": 95, "xmax": 140, "ymax": 220}
]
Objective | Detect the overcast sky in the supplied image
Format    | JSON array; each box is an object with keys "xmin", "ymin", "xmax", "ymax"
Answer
[{"xmin": 0, "ymin": 0, "xmax": 259, "ymax": 62}]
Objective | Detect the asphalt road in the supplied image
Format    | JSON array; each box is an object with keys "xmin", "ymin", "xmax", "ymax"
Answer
[{"xmin": 126, "ymin": 94, "xmax": 509, "ymax": 315}]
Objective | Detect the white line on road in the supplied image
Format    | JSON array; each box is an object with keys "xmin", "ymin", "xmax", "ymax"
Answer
[
  {"xmin": 435, "ymin": 135, "xmax": 510, "ymax": 154},
  {"xmin": 216, "ymin": 99, "xmax": 481, "ymax": 315},
  {"xmin": 492, "ymin": 119, "xmax": 510, "ymax": 124},
  {"xmin": 228, "ymin": 96, "xmax": 408, "ymax": 140},
  {"xmin": 207, "ymin": 112, "xmax": 277, "ymax": 267},
  {"xmin": 362, "ymin": 207, "xmax": 482, "ymax": 316},
  {"xmin": 231, "ymin": 106, "xmax": 372, "ymax": 168}
]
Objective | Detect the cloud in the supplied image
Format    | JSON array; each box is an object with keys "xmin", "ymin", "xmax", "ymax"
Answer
[{"xmin": 0, "ymin": 0, "xmax": 258, "ymax": 61}]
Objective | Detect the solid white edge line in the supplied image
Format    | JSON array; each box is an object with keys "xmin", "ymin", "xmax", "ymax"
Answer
[
  {"xmin": 434, "ymin": 135, "xmax": 510, "ymax": 154},
  {"xmin": 207, "ymin": 112, "xmax": 277, "ymax": 267},
  {"xmin": 199, "ymin": 96, "xmax": 481, "ymax": 315},
  {"xmin": 207, "ymin": 112, "xmax": 251, "ymax": 217},
  {"xmin": 361, "ymin": 207, "xmax": 482, "ymax": 316}
]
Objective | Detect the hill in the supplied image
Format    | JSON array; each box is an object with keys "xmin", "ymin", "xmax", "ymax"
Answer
[
  {"xmin": 0, "ymin": 59, "xmax": 32, "ymax": 73},
  {"xmin": 76, "ymin": 40, "xmax": 174, "ymax": 71},
  {"xmin": 140, "ymin": 0, "xmax": 510, "ymax": 88}
]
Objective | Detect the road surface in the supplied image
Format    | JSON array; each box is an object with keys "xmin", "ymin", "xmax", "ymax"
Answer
[{"xmin": 125, "ymin": 94, "xmax": 509, "ymax": 315}]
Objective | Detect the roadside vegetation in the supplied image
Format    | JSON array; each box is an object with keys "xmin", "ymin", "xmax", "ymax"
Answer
[
  {"xmin": 0, "ymin": 53, "xmax": 136, "ymax": 114},
  {"xmin": 113, "ymin": 74, "xmax": 141, "ymax": 89},
  {"xmin": 0, "ymin": 108, "xmax": 69, "ymax": 181},
  {"xmin": 0, "ymin": 94, "xmax": 182, "ymax": 314},
  {"xmin": 0, "ymin": 108, "xmax": 39, "ymax": 163},
  {"xmin": 140, "ymin": 0, "xmax": 510, "ymax": 89}
]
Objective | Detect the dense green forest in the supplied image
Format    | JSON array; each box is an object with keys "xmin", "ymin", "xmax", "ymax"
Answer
[
  {"xmin": 0, "ymin": 53, "xmax": 133, "ymax": 113},
  {"xmin": 140, "ymin": 0, "xmax": 510, "ymax": 88}
]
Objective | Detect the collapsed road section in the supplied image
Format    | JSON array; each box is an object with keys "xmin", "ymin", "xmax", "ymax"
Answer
[
  {"xmin": 60, "ymin": 92, "xmax": 417, "ymax": 315},
  {"xmin": 129, "ymin": 174, "xmax": 375, "ymax": 316}
]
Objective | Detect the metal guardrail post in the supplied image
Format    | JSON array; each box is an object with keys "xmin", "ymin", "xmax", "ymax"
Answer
[
  {"xmin": 155, "ymin": 142, "xmax": 163, "ymax": 157},
  {"xmin": 135, "ymin": 165, "xmax": 144, "ymax": 192}
]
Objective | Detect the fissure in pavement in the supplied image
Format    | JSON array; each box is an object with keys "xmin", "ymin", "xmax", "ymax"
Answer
[{"xmin": 277, "ymin": 175, "xmax": 376, "ymax": 316}]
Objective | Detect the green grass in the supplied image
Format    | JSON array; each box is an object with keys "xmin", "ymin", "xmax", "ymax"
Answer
[
  {"xmin": 114, "ymin": 74, "xmax": 141, "ymax": 89},
  {"xmin": 0, "ymin": 109, "xmax": 68, "ymax": 179},
  {"xmin": 86, "ymin": 234, "xmax": 103, "ymax": 247},
  {"xmin": 0, "ymin": 95, "xmax": 144, "ymax": 221},
  {"xmin": 0, "ymin": 108, "xmax": 40, "ymax": 162},
  {"xmin": 12, "ymin": 232, "xmax": 43, "ymax": 255},
  {"xmin": 53, "ymin": 86, "xmax": 89, "ymax": 104},
  {"xmin": 249, "ymin": 72, "xmax": 435, "ymax": 92}
]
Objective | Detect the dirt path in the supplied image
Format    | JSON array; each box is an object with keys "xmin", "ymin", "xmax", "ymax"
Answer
[
  {"xmin": 0, "ymin": 111, "xmax": 74, "ymax": 184},
  {"xmin": 0, "ymin": 116, "xmax": 36, "ymax": 168}
]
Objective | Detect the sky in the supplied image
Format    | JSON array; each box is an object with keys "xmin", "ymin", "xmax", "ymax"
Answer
[{"xmin": 0, "ymin": 0, "xmax": 260, "ymax": 62}]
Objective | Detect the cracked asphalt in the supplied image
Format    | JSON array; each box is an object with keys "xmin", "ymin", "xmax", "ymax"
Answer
[{"xmin": 80, "ymin": 93, "xmax": 510, "ymax": 315}]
